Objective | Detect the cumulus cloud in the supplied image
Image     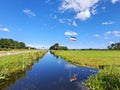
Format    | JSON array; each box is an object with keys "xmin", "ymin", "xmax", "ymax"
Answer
[
  {"xmin": 23, "ymin": 9, "xmax": 36, "ymax": 17},
  {"xmin": 111, "ymin": 0, "xmax": 120, "ymax": 4},
  {"xmin": 102, "ymin": 21, "xmax": 114, "ymax": 25},
  {"xmin": 59, "ymin": 0, "xmax": 99, "ymax": 21},
  {"xmin": 0, "ymin": 27, "xmax": 9, "ymax": 32},
  {"xmin": 75, "ymin": 9, "xmax": 91, "ymax": 21},
  {"xmin": 65, "ymin": 31, "xmax": 78, "ymax": 36}
]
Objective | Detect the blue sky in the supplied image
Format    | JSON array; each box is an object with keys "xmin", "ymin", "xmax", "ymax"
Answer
[{"xmin": 0, "ymin": 0, "xmax": 120, "ymax": 49}]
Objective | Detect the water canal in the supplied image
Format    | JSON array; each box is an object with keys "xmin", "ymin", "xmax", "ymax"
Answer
[{"xmin": 7, "ymin": 52, "xmax": 98, "ymax": 90}]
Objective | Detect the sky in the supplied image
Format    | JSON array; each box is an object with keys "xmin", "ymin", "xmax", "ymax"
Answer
[{"xmin": 0, "ymin": 0, "xmax": 120, "ymax": 49}]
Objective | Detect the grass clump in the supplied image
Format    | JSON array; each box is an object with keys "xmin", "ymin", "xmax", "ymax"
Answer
[{"xmin": 86, "ymin": 66, "xmax": 120, "ymax": 90}]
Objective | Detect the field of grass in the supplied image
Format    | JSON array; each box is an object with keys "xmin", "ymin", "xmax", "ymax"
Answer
[
  {"xmin": 0, "ymin": 50, "xmax": 47, "ymax": 81},
  {"xmin": 51, "ymin": 50, "xmax": 120, "ymax": 90},
  {"xmin": 51, "ymin": 50, "xmax": 120, "ymax": 68}
]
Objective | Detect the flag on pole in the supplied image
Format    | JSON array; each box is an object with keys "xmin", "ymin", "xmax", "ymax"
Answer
[{"xmin": 70, "ymin": 36, "xmax": 76, "ymax": 41}]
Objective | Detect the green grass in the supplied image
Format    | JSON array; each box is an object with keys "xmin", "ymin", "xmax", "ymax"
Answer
[
  {"xmin": 86, "ymin": 66, "xmax": 120, "ymax": 90},
  {"xmin": 0, "ymin": 50, "xmax": 47, "ymax": 80},
  {"xmin": 51, "ymin": 50, "xmax": 120, "ymax": 68},
  {"xmin": 51, "ymin": 50, "xmax": 120, "ymax": 90}
]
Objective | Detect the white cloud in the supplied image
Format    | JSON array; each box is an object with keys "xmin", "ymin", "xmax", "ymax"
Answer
[
  {"xmin": 75, "ymin": 9, "xmax": 91, "ymax": 21},
  {"xmin": 0, "ymin": 27, "xmax": 9, "ymax": 32},
  {"xmin": 23, "ymin": 9, "xmax": 36, "ymax": 17},
  {"xmin": 105, "ymin": 30, "xmax": 120, "ymax": 37},
  {"xmin": 72, "ymin": 21, "xmax": 78, "ymax": 27},
  {"xmin": 65, "ymin": 63, "xmax": 76, "ymax": 69},
  {"xmin": 65, "ymin": 31, "xmax": 78, "ymax": 36},
  {"xmin": 111, "ymin": 0, "xmax": 120, "ymax": 4},
  {"xmin": 110, "ymin": 41, "xmax": 115, "ymax": 44},
  {"xmin": 59, "ymin": 0, "xmax": 99, "ymax": 21},
  {"xmin": 102, "ymin": 21, "xmax": 114, "ymax": 25},
  {"xmin": 113, "ymin": 31, "xmax": 120, "ymax": 37},
  {"xmin": 93, "ymin": 34, "xmax": 100, "ymax": 37}
]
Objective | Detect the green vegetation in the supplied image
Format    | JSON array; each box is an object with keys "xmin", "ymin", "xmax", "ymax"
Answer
[
  {"xmin": 51, "ymin": 50, "xmax": 120, "ymax": 67},
  {"xmin": 86, "ymin": 66, "xmax": 120, "ymax": 90},
  {"xmin": 49, "ymin": 43, "xmax": 68, "ymax": 50},
  {"xmin": 0, "ymin": 50, "xmax": 47, "ymax": 81},
  {"xmin": 108, "ymin": 42, "xmax": 120, "ymax": 50},
  {"xmin": 0, "ymin": 38, "xmax": 36, "ymax": 50},
  {"xmin": 51, "ymin": 50, "xmax": 120, "ymax": 90}
]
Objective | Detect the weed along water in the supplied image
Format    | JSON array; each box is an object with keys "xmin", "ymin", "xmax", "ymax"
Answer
[{"xmin": 7, "ymin": 52, "xmax": 98, "ymax": 90}]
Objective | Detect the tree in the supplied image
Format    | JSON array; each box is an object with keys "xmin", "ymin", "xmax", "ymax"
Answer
[
  {"xmin": 49, "ymin": 43, "xmax": 68, "ymax": 50},
  {"xmin": 108, "ymin": 42, "xmax": 120, "ymax": 50},
  {"xmin": 0, "ymin": 38, "xmax": 27, "ymax": 50}
]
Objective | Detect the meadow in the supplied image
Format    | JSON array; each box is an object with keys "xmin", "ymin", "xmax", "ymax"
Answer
[
  {"xmin": 51, "ymin": 50, "xmax": 120, "ymax": 90},
  {"xmin": 0, "ymin": 50, "xmax": 47, "ymax": 81}
]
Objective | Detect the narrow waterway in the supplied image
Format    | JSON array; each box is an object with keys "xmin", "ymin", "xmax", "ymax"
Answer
[{"xmin": 7, "ymin": 52, "xmax": 98, "ymax": 90}]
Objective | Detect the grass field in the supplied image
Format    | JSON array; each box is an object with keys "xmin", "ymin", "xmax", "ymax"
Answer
[
  {"xmin": 51, "ymin": 50, "xmax": 120, "ymax": 90},
  {"xmin": 0, "ymin": 50, "xmax": 47, "ymax": 81},
  {"xmin": 51, "ymin": 50, "xmax": 120, "ymax": 68}
]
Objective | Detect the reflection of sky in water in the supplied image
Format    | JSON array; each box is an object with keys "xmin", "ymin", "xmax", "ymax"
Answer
[{"xmin": 7, "ymin": 52, "xmax": 98, "ymax": 90}]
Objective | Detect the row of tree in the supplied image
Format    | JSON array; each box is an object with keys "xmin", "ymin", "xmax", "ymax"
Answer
[
  {"xmin": 49, "ymin": 43, "xmax": 68, "ymax": 50},
  {"xmin": 108, "ymin": 42, "xmax": 120, "ymax": 50},
  {"xmin": 0, "ymin": 38, "xmax": 36, "ymax": 50}
]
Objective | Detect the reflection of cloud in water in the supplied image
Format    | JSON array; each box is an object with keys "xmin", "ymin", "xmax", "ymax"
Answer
[
  {"xmin": 65, "ymin": 63, "xmax": 76, "ymax": 69},
  {"xmin": 90, "ymin": 69, "xmax": 97, "ymax": 73}
]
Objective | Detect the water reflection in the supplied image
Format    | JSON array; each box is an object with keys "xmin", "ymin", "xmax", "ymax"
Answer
[
  {"xmin": 0, "ymin": 71, "xmax": 26, "ymax": 90},
  {"xmin": 7, "ymin": 52, "xmax": 98, "ymax": 90}
]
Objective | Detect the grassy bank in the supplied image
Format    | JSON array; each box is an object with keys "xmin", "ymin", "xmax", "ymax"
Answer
[
  {"xmin": 86, "ymin": 66, "xmax": 120, "ymax": 90},
  {"xmin": 0, "ymin": 50, "xmax": 47, "ymax": 81},
  {"xmin": 51, "ymin": 50, "xmax": 120, "ymax": 90}
]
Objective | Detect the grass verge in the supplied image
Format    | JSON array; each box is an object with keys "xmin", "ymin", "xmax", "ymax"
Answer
[{"xmin": 0, "ymin": 50, "xmax": 47, "ymax": 81}]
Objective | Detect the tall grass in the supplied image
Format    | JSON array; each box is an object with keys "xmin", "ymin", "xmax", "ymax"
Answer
[
  {"xmin": 86, "ymin": 66, "xmax": 120, "ymax": 90},
  {"xmin": 0, "ymin": 50, "xmax": 47, "ymax": 80}
]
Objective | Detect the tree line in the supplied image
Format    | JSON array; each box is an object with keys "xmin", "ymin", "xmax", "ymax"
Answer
[
  {"xmin": 0, "ymin": 38, "xmax": 36, "ymax": 50},
  {"xmin": 49, "ymin": 43, "xmax": 68, "ymax": 50}
]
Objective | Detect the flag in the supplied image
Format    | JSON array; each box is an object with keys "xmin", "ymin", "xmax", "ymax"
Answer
[{"xmin": 70, "ymin": 36, "xmax": 76, "ymax": 41}]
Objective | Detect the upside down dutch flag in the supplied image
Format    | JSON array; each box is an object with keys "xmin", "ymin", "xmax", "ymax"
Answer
[{"xmin": 70, "ymin": 36, "xmax": 76, "ymax": 41}]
